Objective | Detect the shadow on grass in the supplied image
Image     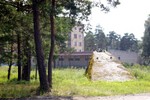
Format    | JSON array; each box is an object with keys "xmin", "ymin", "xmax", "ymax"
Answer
[
  {"xmin": 29, "ymin": 96, "xmax": 73, "ymax": 100},
  {"xmin": 0, "ymin": 96, "xmax": 74, "ymax": 100},
  {"xmin": 6, "ymin": 78, "xmax": 30, "ymax": 84}
]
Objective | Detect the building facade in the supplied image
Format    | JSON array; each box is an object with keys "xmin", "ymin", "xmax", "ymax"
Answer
[
  {"xmin": 55, "ymin": 52, "xmax": 91, "ymax": 68},
  {"xmin": 109, "ymin": 49, "xmax": 140, "ymax": 65},
  {"xmin": 55, "ymin": 50, "xmax": 140, "ymax": 68},
  {"xmin": 68, "ymin": 25, "xmax": 84, "ymax": 52}
]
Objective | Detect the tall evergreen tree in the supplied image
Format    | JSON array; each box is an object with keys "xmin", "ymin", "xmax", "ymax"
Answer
[
  {"xmin": 120, "ymin": 33, "xmax": 138, "ymax": 51},
  {"xmin": 142, "ymin": 15, "xmax": 150, "ymax": 65},
  {"xmin": 94, "ymin": 25, "xmax": 107, "ymax": 50},
  {"xmin": 84, "ymin": 31, "xmax": 95, "ymax": 51},
  {"xmin": 32, "ymin": 0, "xmax": 49, "ymax": 91},
  {"xmin": 107, "ymin": 31, "xmax": 121, "ymax": 50}
]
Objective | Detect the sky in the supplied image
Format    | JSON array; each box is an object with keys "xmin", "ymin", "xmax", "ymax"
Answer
[{"xmin": 88, "ymin": 0, "xmax": 150, "ymax": 40}]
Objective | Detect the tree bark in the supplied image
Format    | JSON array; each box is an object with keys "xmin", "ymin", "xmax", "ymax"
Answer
[
  {"xmin": 35, "ymin": 64, "xmax": 38, "ymax": 80},
  {"xmin": 32, "ymin": 0, "xmax": 49, "ymax": 92},
  {"xmin": 22, "ymin": 40, "xmax": 31, "ymax": 81},
  {"xmin": 8, "ymin": 64, "xmax": 12, "ymax": 80},
  {"xmin": 8, "ymin": 42, "xmax": 13, "ymax": 80},
  {"xmin": 48, "ymin": 0, "xmax": 56, "ymax": 88},
  {"xmin": 53, "ymin": 59, "xmax": 56, "ymax": 68},
  {"xmin": 17, "ymin": 33, "xmax": 22, "ymax": 81}
]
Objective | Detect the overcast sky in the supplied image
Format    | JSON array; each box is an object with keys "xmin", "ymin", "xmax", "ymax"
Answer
[{"xmin": 89, "ymin": 0, "xmax": 150, "ymax": 40}]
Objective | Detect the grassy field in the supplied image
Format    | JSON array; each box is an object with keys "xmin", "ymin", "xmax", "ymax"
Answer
[{"xmin": 0, "ymin": 65, "xmax": 150, "ymax": 98}]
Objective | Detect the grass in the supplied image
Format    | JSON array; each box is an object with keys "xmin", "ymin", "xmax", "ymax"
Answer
[
  {"xmin": 0, "ymin": 66, "xmax": 39, "ymax": 98},
  {"xmin": 0, "ymin": 65, "xmax": 150, "ymax": 98},
  {"xmin": 52, "ymin": 67, "xmax": 150, "ymax": 96}
]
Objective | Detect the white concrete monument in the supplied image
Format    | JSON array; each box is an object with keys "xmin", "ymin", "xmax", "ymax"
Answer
[{"xmin": 85, "ymin": 51, "xmax": 135, "ymax": 81}]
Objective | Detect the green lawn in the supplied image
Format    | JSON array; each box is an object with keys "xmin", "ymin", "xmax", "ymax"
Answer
[{"xmin": 0, "ymin": 65, "xmax": 150, "ymax": 98}]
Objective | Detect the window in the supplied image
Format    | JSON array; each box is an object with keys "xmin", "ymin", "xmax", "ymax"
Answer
[
  {"xmin": 74, "ymin": 27, "xmax": 77, "ymax": 30},
  {"xmin": 74, "ymin": 42, "xmax": 77, "ymax": 46},
  {"xmin": 85, "ymin": 56, "xmax": 90, "ymax": 61},
  {"xmin": 79, "ymin": 28, "xmax": 82, "ymax": 32},
  {"xmin": 79, "ymin": 42, "xmax": 82, "ymax": 46},
  {"xmin": 74, "ymin": 34, "xmax": 77, "ymax": 38},
  {"xmin": 59, "ymin": 57, "xmax": 64, "ymax": 61},
  {"xmin": 74, "ymin": 56, "xmax": 80, "ymax": 61},
  {"xmin": 79, "ymin": 35, "xmax": 82, "ymax": 38},
  {"xmin": 75, "ymin": 58, "xmax": 80, "ymax": 61},
  {"xmin": 68, "ymin": 58, "xmax": 74, "ymax": 61}
]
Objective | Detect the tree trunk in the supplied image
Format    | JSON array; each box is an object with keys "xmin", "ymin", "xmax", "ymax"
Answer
[
  {"xmin": 53, "ymin": 59, "xmax": 56, "ymax": 69},
  {"xmin": 35, "ymin": 64, "xmax": 38, "ymax": 80},
  {"xmin": 32, "ymin": 0, "xmax": 49, "ymax": 92},
  {"xmin": 8, "ymin": 42, "xmax": 13, "ymax": 80},
  {"xmin": 8, "ymin": 64, "xmax": 12, "ymax": 80},
  {"xmin": 23, "ymin": 54, "xmax": 31, "ymax": 81},
  {"xmin": 17, "ymin": 33, "xmax": 22, "ymax": 81},
  {"xmin": 48, "ymin": 0, "xmax": 56, "ymax": 88},
  {"xmin": 22, "ymin": 40, "xmax": 31, "ymax": 81}
]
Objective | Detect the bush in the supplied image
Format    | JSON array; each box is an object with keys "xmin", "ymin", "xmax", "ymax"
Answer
[{"xmin": 128, "ymin": 64, "xmax": 150, "ymax": 81}]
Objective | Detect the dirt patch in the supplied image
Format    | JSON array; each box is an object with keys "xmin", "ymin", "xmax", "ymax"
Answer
[{"xmin": 74, "ymin": 93, "xmax": 150, "ymax": 100}]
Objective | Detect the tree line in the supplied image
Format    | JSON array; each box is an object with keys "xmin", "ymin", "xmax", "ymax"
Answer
[
  {"xmin": 84, "ymin": 25, "xmax": 139, "ymax": 52},
  {"xmin": 85, "ymin": 14, "xmax": 150, "ymax": 66}
]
